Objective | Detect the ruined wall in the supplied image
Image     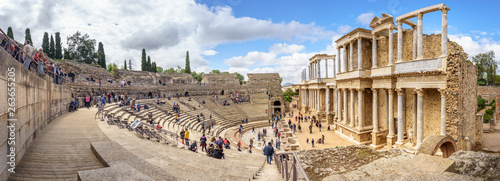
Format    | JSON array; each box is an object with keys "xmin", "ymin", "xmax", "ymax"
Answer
[
  {"xmin": 0, "ymin": 49, "xmax": 72, "ymax": 180},
  {"xmin": 201, "ymin": 74, "xmax": 239, "ymax": 85},
  {"xmin": 446, "ymin": 41, "xmax": 479, "ymax": 150},
  {"xmin": 477, "ymin": 86, "xmax": 500, "ymax": 100},
  {"xmin": 377, "ymin": 36, "xmax": 389, "ymax": 67},
  {"xmin": 247, "ymin": 73, "xmax": 282, "ymax": 95}
]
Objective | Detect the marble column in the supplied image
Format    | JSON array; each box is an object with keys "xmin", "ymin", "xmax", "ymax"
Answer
[
  {"xmin": 343, "ymin": 89, "xmax": 348, "ymax": 124},
  {"xmin": 337, "ymin": 47, "xmax": 341, "ymax": 74},
  {"xmin": 413, "ymin": 27, "xmax": 417, "ymax": 60},
  {"xmin": 358, "ymin": 38, "xmax": 363, "ymax": 70},
  {"xmin": 439, "ymin": 89, "xmax": 447, "ymax": 135},
  {"xmin": 312, "ymin": 63, "xmax": 315, "ymax": 79},
  {"xmin": 325, "ymin": 59, "xmax": 328, "ymax": 78},
  {"xmin": 349, "ymin": 42, "xmax": 353, "ymax": 71},
  {"xmin": 441, "ymin": 8, "xmax": 449, "ymax": 57},
  {"xmin": 326, "ymin": 88, "xmax": 330, "ymax": 113},
  {"xmin": 413, "ymin": 92, "xmax": 417, "ymax": 143},
  {"xmin": 416, "ymin": 89, "xmax": 424, "ymax": 147},
  {"xmin": 333, "ymin": 56, "xmax": 336, "ymax": 78},
  {"xmin": 396, "ymin": 88, "xmax": 405, "ymax": 144},
  {"xmin": 317, "ymin": 61, "xmax": 321, "ymax": 79},
  {"xmin": 317, "ymin": 89, "xmax": 321, "ymax": 111},
  {"xmin": 357, "ymin": 88, "xmax": 364, "ymax": 130},
  {"xmin": 397, "ymin": 20, "xmax": 403, "ymax": 62},
  {"xmin": 308, "ymin": 65, "xmax": 311, "ymax": 80},
  {"xmin": 372, "ymin": 36, "xmax": 377, "ymax": 68},
  {"xmin": 343, "ymin": 47, "xmax": 348, "ymax": 73},
  {"xmin": 350, "ymin": 89, "xmax": 355, "ymax": 127},
  {"xmin": 372, "ymin": 88, "xmax": 379, "ymax": 132},
  {"xmin": 333, "ymin": 89, "xmax": 337, "ymax": 116},
  {"xmin": 388, "ymin": 28, "xmax": 394, "ymax": 65},
  {"xmin": 388, "ymin": 89, "xmax": 395, "ymax": 136},
  {"xmin": 417, "ymin": 13, "xmax": 423, "ymax": 59}
]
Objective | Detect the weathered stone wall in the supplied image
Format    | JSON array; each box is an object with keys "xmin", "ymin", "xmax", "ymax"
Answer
[
  {"xmin": 477, "ymin": 86, "xmax": 500, "ymax": 100},
  {"xmin": 247, "ymin": 73, "xmax": 282, "ymax": 95},
  {"xmin": 446, "ymin": 41, "xmax": 479, "ymax": 150},
  {"xmin": 61, "ymin": 59, "xmax": 114, "ymax": 82},
  {"xmin": 0, "ymin": 49, "xmax": 72, "ymax": 180},
  {"xmin": 201, "ymin": 74, "xmax": 239, "ymax": 85}
]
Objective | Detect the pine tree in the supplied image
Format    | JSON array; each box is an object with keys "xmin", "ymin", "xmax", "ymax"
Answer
[
  {"xmin": 25, "ymin": 28, "xmax": 32, "ymax": 45},
  {"xmin": 55, "ymin": 32, "xmax": 63, "ymax": 59},
  {"xmin": 147, "ymin": 56, "xmax": 152, "ymax": 72},
  {"xmin": 7, "ymin": 27, "xmax": 14, "ymax": 40},
  {"xmin": 128, "ymin": 59, "xmax": 132, "ymax": 70},
  {"xmin": 124, "ymin": 59, "xmax": 127, "ymax": 70},
  {"xmin": 152, "ymin": 62, "xmax": 157, "ymax": 73},
  {"xmin": 141, "ymin": 49, "xmax": 147, "ymax": 71},
  {"xmin": 185, "ymin": 51, "xmax": 191, "ymax": 74},
  {"xmin": 49, "ymin": 35, "xmax": 55, "ymax": 58},
  {"xmin": 42, "ymin": 32, "xmax": 50, "ymax": 55},
  {"xmin": 97, "ymin": 42, "xmax": 106, "ymax": 68}
]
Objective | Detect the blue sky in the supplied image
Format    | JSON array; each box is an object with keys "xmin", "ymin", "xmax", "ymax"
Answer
[{"xmin": 2, "ymin": 0, "xmax": 500, "ymax": 84}]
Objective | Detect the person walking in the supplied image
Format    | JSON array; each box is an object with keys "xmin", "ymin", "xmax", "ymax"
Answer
[
  {"xmin": 263, "ymin": 142, "xmax": 275, "ymax": 164},
  {"xmin": 85, "ymin": 95, "xmax": 91, "ymax": 109},
  {"xmin": 200, "ymin": 134, "xmax": 207, "ymax": 152}
]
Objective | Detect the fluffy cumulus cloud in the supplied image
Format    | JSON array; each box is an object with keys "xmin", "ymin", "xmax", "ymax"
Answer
[
  {"xmin": 356, "ymin": 12, "xmax": 374, "ymax": 26},
  {"xmin": 449, "ymin": 33, "xmax": 500, "ymax": 73},
  {"xmin": 337, "ymin": 25, "xmax": 352, "ymax": 34},
  {"xmin": 0, "ymin": 0, "xmax": 333, "ymax": 73}
]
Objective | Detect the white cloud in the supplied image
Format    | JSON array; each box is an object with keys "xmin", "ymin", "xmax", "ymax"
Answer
[
  {"xmin": 449, "ymin": 34, "xmax": 500, "ymax": 73},
  {"xmin": 356, "ymin": 12, "xmax": 374, "ymax": 26},
  {"xmin": 269, "ymin": 43, "xmax": 305, "ymax": 54},
  {"xmin": 338, "ymin": 25, "xmax": 352, "ymax": 34},
  {"xmin": 201, "ymin": 50, "xmax": 218, "ymax": 56},
  {"xmin": 0, "ymin": 0, "xmax": 333, "ymax": 72}
]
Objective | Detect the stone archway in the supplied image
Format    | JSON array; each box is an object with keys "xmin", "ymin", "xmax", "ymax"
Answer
[{"xmin": 416, "ymin": 135, "xmax": 457, "ymax": 158}]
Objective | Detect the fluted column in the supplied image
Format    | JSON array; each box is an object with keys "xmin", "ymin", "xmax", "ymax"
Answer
[
  {"xmin": 333, "ymin": 89, "xmax": 337, "ymax": 116},
  {"xmin": 358, "ymin": 38, "xmax": 362, "ymax": 70},
  {"xmin": 416, "ymin": 89, "xmax": 424, "ymax": 147},
  {"xmin": 388, "ymin": 89, "xmax": 395, "ymax": 136},
  {"xmin": 317, "ymin": 60, "xmax": 321, "ymax": 79},
  {"xmin": 349, "ymin": 42, "xmax": 353, "ymax": 71},
  {"xmin": 396, "ymin": 88, "xmax": 405, "ymax": 144},
  {"xmin": 308, "ymin": 65, "xmax": 311, "ymax": 80},
  {"xmin": 439, "ymin": 89, "xmax": 447, "ymax": 135},
  {"xmin": 357, "ymin": 88, "xmax": 364, "ymax": 130},
  {"xmin": 441, "ymin": 8, "xmax": 449, "ymax": 57},
  {"xmin": 317, "ymin": 89, "xmax": 321, "ymax": 111},
  {"xmin": 372, "ymin": 36, "xmax": 377, "ymax": 68},
  {"xmin": 417, "ymin": 13, "xmax": 423, "ymax": 59},
  {"xmin": 350, "ymin": 89, "xmax": 355, "ymax": 127},
  {"xmin": 325, "ymin": 59, "xmax": 328, "ymax": 78},
  {"xmin": 343, "ymin": 89, "xmax": 348, "ymax": 124},
  {"xmin": 343, "ymin": 47, "xmax": 348, "ymax": 73},
  {"xmin": 326, "ymin": 88, "xmax": 330, "ymax": 113},
  {"xmin": 397, "ymin": 20, "xmax": 403, "ymax": 62},
  {"xmin": 372, "ymin": 88, "xmax": 379, "ymax": 132},
  {"xmin": 388, "ymin": 28, "xmax": 394, "ymax": 65},
  {"xmin": 413, "ymin": 27, "xmax": 417, "ymax": 60}
]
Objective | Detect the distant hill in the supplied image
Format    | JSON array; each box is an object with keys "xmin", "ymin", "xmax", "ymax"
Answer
[{"xmin": 282, "ymin": 83, "xmax": 293, "ymax": 87}]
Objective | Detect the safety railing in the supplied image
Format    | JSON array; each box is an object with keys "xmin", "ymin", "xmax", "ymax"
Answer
[
  {"xmin": 0, "ymin": 28, "xmax": 66, "ymax": 85},
  {"xmin": 274, "ymin": 151, "xmax": 310, "ymax": 181}
]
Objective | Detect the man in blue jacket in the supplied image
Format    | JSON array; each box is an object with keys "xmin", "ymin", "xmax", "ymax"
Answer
[{"xmin": 263, "ymin": 142, "xmax": 275, "ymax": 164}]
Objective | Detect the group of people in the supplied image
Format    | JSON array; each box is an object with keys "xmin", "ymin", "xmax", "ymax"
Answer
[
  {"xmin": 1, "ymin": 34, "xmax": 68, "ymax": 85},
  {"xmin": 228, "ymin": 92, "xmax": 249, "ymax": 104}
]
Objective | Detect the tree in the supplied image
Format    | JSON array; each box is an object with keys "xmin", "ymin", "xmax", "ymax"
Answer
[
  {"xmin": 191, "ymin": 71, "xmax": 204, "ymax": 82},
  {"xmin": 233, "ymin": 72, "xmax": 244, "ymax": 81},
  {"xmin": 141, "ymin": 49, "xmax": 147, "ymax": 71},
  {"xmin": 128, "ymin": 59, "xmax": 132, "ymax": 70},
  {"xmin": 472, "ymin": 51, "xmax": 496, "ymax": 85},
  {"xmin": 164, "ymin": 68, "xmax": 177, "ymax": 73},
  {"xmin": 42, "ymin": 32, "xmax": 49, "ymax": 54},
  {"xmin": 156, "ymin": 66, "xmax": 163, "ymax": 73},
  {"xmin": 107, "ymin": 63, "xmax": 118, "ymax": 75},
  {"xmin": 123, "ymin": 59, "xmax": 128, "ymax": 70},
  {"xmin": 49, "ymin": 35, "xmax": 55, "ymax": 58},
  {"xmin": 210, "ymin": 69, "xmax": 221, "ymax": 74},
  {"xmin": 65, "ymin": 31, "xmax": 97, "ymax": 64},
  {"xmin": 147, "ymin": 56, "xmax": 152, "ymax": 72},
  {"xmin": 25, "ymin": 28, "xmax": 32, "ymax": 45},
  {"xmin": 97, "ymin": 42, "xmax": 106, "ymax": 69},
  {"xmin": 55, "ymin": 32, "xmax": 63, "ymax": 59},
  {"xmin": 152, "ymin": 62, "xmax": 157, "ymax": 73},
  {"xmin": 185, "ymin": 51, "xmax": 191, "ymax": 74},
  {"xmin": 7, "ymin": 27, "xmax": 14, "ymax": 39}
]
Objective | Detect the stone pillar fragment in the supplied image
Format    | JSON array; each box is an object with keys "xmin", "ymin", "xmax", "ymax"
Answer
[{"xmin": 441, "ymin": 8, "xmax": 449, "ymax": 57}]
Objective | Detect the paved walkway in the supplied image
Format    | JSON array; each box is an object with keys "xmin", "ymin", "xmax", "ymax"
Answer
[
  {"xmin": 284, "ymin": 98, "xmax": 352, "ymax": 150},
  {"xmin": 9, "ymin": 108, "xmax": 109, "ymax": 180}
]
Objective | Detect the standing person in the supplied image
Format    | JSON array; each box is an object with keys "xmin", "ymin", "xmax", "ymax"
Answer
[
  {"xmin": 312, "ymin": 138, "xmax": 315, "ymax": 148},
  {"xmin": 276, "ymin": 139, "xmax": 281, "ymax": 150},
  {"xmin": 184, "ymin": 129, "xmax": 190, "ymax": 146},
  {"xmin": 137, "ymin": 102, "xmax": 141, "ymax": 112},
  {"xmin": 322, "ymin": 135, "xmax": 325, "ymax": 144},
  {"xmin": 319, "ymin": 122, "xmax": 322, "ymax": 132},
  {"xmin": 263, "ymin": 142, "xmax": 275, "ymax": 164},
  {"xmin": 250, "ymin": 138, "xmax": 254, "ymax": 147},
  {"xmin": 180, "ymin": 129, "xmax": 185, "ymax": 145},
  {"xmin": 85, "ymin": 95, "xmax": 91, "ymax": 109},
  {"xmin": 200, "ymin": 134, "xmax": 207, "ymax": 152}
]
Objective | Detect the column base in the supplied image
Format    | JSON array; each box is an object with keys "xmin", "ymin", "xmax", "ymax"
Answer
[
  {"xmin": 386, "ymin": 135, "xmax": 397, "ymax": 147},
  {"xmin": 370, "ymin": 130, "xmax": 388, "ymax": 150}
]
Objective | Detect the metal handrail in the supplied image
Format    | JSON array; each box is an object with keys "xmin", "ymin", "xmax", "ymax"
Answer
[{"xmin": 274, "ymin": 151, "xmax": 310, "ymax": 181}]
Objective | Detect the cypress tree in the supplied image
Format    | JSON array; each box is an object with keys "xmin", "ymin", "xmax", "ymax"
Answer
[
  {"xmin": 25, "ymin": 28, "xmax": 32, "ymax": 45},
  {"xmin": 185, "ymin": 51, "xmax": 191, "ymax": 74},
  {"xmin": 128, "ymin": 59, "xmax": 132, "ymax": 70},
  {"xmin": 152, "ymin": 62, "xmax": 157, "ymax": 73},
  {"xmin": 124, "ymin": 59, "xmax": 127, "ymax": 70},
  {"xmin": 147, "ymin": 56, "xmax": 152, "ymax": 72},
  {"xmin": 42, "ymin": 32, "xmax": 49, "ymax": 54},
  {"xmin": 49, "ymin": 35, "xmax": 55, "ymax": 58},
  {"xmin": 141, "ymin": 49, "xmax": 147, "ymax": 71},
  {"xmin": 7, "ymin": 27, "xmax": 14, "ymax": 39},
  {"xmin": 97, "ymin": 42, "xmax": 106, "ymax": 68},
  {"xmin": 55, "ymin": 32, "xmax": 62, "ymax": 59}
]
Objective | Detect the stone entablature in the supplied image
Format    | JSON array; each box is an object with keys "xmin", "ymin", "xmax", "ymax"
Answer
[{"xmin": 299, "ymin": 3, "xmax": 480, "ymax": 151}]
